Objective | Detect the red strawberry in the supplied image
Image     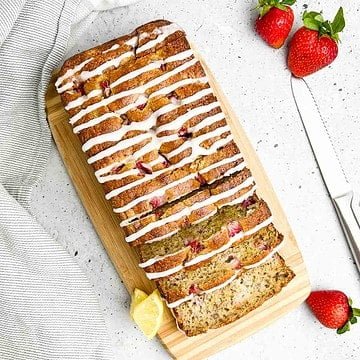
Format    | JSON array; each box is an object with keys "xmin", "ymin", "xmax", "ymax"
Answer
[
  {"xmin": 306, "ymin": 290, "xmax": 360, "ymax": 334},
  {"xmin": 288, "ymin": 7, "xmax": 345, "ymax": 77},
  {"xmin": 255, "ymin": 0, "xmax": 295, "ymax": 49}
]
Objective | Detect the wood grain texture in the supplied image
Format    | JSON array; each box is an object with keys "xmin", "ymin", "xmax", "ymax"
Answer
[{"xmin": 45, "ymin": 50, "xmax": 310, "ymax": 360}]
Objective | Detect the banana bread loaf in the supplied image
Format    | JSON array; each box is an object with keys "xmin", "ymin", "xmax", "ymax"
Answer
[{"xmin": 56, "ymin": 19, "xmax": 294, "ymax": 337}]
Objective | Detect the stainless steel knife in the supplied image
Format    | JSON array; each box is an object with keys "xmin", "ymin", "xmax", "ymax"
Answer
[{"xmin": 290, "ymin": 77, "xmax": 360, "ymax": 273}]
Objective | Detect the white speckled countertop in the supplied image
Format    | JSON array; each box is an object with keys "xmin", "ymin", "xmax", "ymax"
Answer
[{"xmin": 30, "ymin": 0, "xmax": 360, "ymax": 358}]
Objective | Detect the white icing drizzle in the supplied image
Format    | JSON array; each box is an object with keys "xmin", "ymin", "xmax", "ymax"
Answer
[
  {"xmin": 166, "ymin": 240, "xmax": 284, "ymax": 309},
  {"xmin": 73, "ymin": 113, "xmax": 120, "ymax": 134},
  {"xmin": 198, "ymin": 153, "xmax": 242, "ymax": 175},
  {"xmin": 149, "ymin": 77, "xmax": 207, "ymax": 99},
  {"xmin": 55, "ymin": 58, "xmax": 93, "ymax": 92},
  {"xmin": 80, "ymin": 51, "xmax": 134, "ymax": 83},
  {"xmin": 103, "ymin": 44, "xmax": 120, "ymax": 53},
  {"xmin": 145, "ymin": 212, "xmax": 271, "ymax": 280},
  {"xmin": 102, "ymin": 122, "xmax": 231, "ymax": 200},
  {"xmin": 111, "ymin": 49, "xmax": 193, "ymax": 90},
  {"xmin": 68, "ymin": 57, "xmax": 199, "ymax": 125},
  {"xmin": 145, "ymin": 230, "xmax": 179, "ymax": 243},
  {"xmin": 130, "ymin": 173, "xmax": 253, "ymax": 245},
  {"xmin": 56, "ymin": 37, "xmax": 139, "ymax": 94},
  {"xmin": 167, "ymin": 273, "xmax": 239, "ymax": 309},
  {"xmin": 136, "ymin": 23, "xmax": 183, "ymax": 54},
  {"xmin": 139, "ymin": 248, "xmax": 186, "ymax": 268},
  {"xmin": 156, "ymin": 101, "xmax": 221, "ymax": 133},
  {"xmin": 72, "ymin": 76, "xmax": 208, "ymax": 136},
  {"xmin": 111, "ymin": 135, "xmax": 234, "ymax": 214},
  {"xmin": 187, "ymin": 112, "xmax": 225, "ymax": 135},
  {"xmin": 88, "ymin": 133, "xmax": 151, "ymax": 165},
  {"xmin": 165, "ymin": 125, "xmax": 231, "ymax": 160},
  {"xmin": 121, "ymin": 152, "xmax": 242, "ymax": 226},
  {"xmin": 81, "ymin": 87, "xmax": 213, "ymax": 152},
  {"xmin": 65, "ymin": 89, "xmax": 102, "ymax": 111},
  {"xmin": 125, "ymin": 36, "xmax": 138, "ymax": 48}
]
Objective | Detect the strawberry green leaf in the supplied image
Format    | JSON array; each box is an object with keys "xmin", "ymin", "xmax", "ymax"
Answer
[
  {"xmin": 302, "ymin": 7, "xmax": 345, "ymax": 41},
  {"xmin": 348, "ymin": 298, "xmax": 353, "ymax": 306},
  {"xmin": 256, "ymin": 0, "xmax": 295, "ymax": 17},
  {"xmin": 337, "ymin": 321, "xmax": 350, "ymax": 334},
  {"xmin": 302, "ymin": 11, "xmax": 323, "ymax": 31},
  {"xmin": 331, "ymin": 7, "xmax": 345, "ymax": 34},
  {"xmin": 274, "ymin": 4, "xmax": 287, "ymax": 11},
  {"xmin": 350, "ymin": 317, "xmax": 357, "ymax": 325},
  {"xmin": 352, "ymin": 307, "xmax": 360, "ymax": 317},
  {"xmin": 281, "ymin": 0, "xmax": 296, "ymax": 5}
]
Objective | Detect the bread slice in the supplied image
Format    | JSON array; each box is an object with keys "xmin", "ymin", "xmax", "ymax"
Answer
[
  {"xmin": 137, "ymin": 195, "xmax": 272, "ymax": 278},
  {"xmin": 107, "ymin": 140, "xmax": 244, "ymax": 222},
  {"xmin": 156, "ymin": 224, "xmax": 283, "ymax": 305},
  {"xmin": 122, "ymin": 168, "xmax": 253, "ymax": 246},
  {"xmin": 172, "ymin": 254, "xmax": 294, "ymax": 336}
]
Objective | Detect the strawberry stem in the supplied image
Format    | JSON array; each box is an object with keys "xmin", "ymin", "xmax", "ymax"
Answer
[
  {"xmin": 336, "ymin": 297, "xmax": 360, "ymax": 334},
  {"xmin": 302, "ymin": 7, "xmax": 345, "ymax": 42},
  {"xmin": 256, "ymin": 0, "xmax": 296, "ymax": 18}
]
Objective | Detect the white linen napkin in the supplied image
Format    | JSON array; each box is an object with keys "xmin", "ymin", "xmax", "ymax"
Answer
[{"xmin": 0, "ymin": 0, "xmax": 139, "ymax": 359}]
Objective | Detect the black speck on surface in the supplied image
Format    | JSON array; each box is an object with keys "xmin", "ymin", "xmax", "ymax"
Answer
[
  {"xmin": 74, "ymin": 251, "xmax": 78, "ymax": 256},
  {"xmin": 88, "ymin": 259, "xmax": 91, "ymax": 263},
  {"xmin": 303, "ymin": 4, "xmax": 308, "ymax": 9},
  {"xmin": 274, "ymin": 144, "xmax": 278, "ymax": 148}
]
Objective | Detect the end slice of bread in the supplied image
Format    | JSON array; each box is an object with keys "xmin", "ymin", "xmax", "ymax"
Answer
[{"xmin": 172, "ymin": 253, "xmax": 294, "ymax": 336}]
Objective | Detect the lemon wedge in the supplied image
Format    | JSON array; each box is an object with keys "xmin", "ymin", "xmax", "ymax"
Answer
[
  {"xmin": 132, "ymin": 289, "xmax": 164, "ymax": 339},
  {"xmin": 130, "ymin": 288, "xmax": 148, "ymax": 318}
]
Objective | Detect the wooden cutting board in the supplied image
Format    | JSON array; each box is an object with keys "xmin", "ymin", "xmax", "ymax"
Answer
[{"xmin": 45, "ymin": 51, "xmax": 311, "ymax": 360}]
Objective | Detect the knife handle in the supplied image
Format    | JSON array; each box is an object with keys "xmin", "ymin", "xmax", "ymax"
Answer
[{"xmin": 333, "ymin": 191, "xmax": 360, "ymax": 273}]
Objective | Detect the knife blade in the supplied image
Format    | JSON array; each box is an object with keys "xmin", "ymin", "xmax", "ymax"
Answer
[
  {"xmin": 291, "ymin": 76, "xmax": 360, "ymax": 273},
  {"xmin": 290, "ymin": 77, "xmax": 351, "ymax": 199}
]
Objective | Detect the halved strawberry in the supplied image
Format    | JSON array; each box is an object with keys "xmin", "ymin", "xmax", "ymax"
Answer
[
  {"xmin": 189, "ymin": 284, "xmax": 200, "ymax": 295},
  {"xmin": 225, "ymin": 255, "xmax": 242, "ymax": 270},
  {"xmin": 227, "ymin": 221, "xmax": 242, "ymax": 237},
  {"xmin": 178, "ymin": 127, "xmax": 192, "ymax": 138},
  {"xmin": 241, "ymin": 196, "xmax": 256, "ymax": 209},
  {"xmin": 137, "ymin": 102, "xmax": 147, "ymax": 111},
  {"xmin": 149, "ymin": 196, "xmax": 164, "ymax": 209},
  {"xmin": 136, "ymin": 161, "xmax": 152, "ymax": 175},
  {"xmin": 195, "ymin": 173, "xmax": 207, "ymax": 185},
  {"xmin": 100, "ymin": 80, "xmax": 111, "ymax": 97},
  {"xmin": 185, "ymin": 239, "xmax": 204, "ymax": 253},
  {"xmin": 159, "ymin": 151, "xmax": 170, "ymax": 167}
]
